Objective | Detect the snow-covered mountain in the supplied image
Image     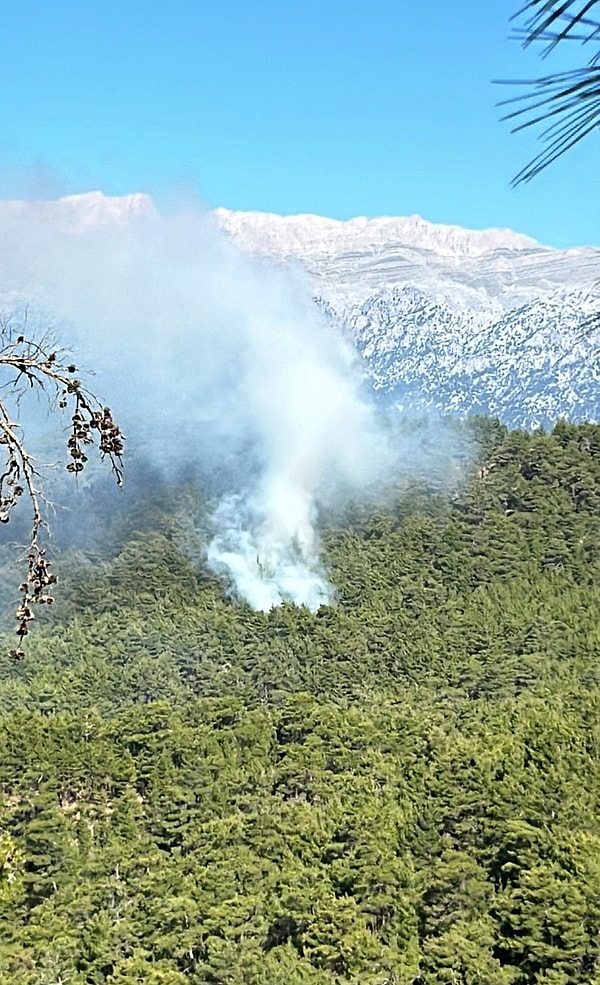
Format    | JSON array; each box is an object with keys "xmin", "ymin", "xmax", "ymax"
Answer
[
  {"xmin": 0, "ymin": 190, "xmax": 156, "ymax": 230},
  {"xmin": 213, "ymin": 208, "xmax": 600, "ymax": 429},
  {"xmin": 320, "ymin": 287, "xmax": 600, "ymax": 430},
  {"xmin": 212, "ymin": 207, "xmax": 600, "ymax": 312},
  {"xmin": 212, "ymin": 207, "xmax": 539, "ymax": 259},
  {"xmin": 0, "ymin": 192, "xmax": 598, "ymax": 430}
]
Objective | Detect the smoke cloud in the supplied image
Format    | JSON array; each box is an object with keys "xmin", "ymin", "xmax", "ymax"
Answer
[{"xmin": 0, "ymin": 192, "xmax": 393, "ymax": 610}]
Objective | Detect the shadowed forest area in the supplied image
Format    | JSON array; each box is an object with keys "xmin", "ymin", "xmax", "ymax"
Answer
[{"xmin": 1, "ymin": 418, "xmax": 600, "ymax": 984}]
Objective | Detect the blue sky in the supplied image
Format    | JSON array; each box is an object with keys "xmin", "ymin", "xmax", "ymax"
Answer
[{"xmin": 0, "ymin": 0, "xmax": 598, "ymax": 247}]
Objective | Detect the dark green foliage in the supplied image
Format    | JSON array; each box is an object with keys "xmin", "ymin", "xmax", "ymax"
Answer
[{"xmin": 1, "ymin": 419, "xmax": 600, "ymax": 982}]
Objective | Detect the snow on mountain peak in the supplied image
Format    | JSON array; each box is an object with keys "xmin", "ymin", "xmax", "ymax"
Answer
[
  {"xmin": 0, "ymin": 192, "xmax": 596, "ymax": 429},
  {"xmin": 211, "ymin": 207, "xmax": 542, "ymax": 260},
  {"xmin": 0, "ymin": 191, "xmax": 157, "ymax": 230},
  {"xmin": 211, "ymin": 206, "xmax": 600, "ymax": 315},
  {"xmin": 208, "ymin": 207, "xmax": 600, "ymax": 428}
]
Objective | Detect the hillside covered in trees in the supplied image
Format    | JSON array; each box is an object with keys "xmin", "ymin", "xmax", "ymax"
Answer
[{"xmin": 1, "ymin": 418, "xmax": 600, "ymax": 984}]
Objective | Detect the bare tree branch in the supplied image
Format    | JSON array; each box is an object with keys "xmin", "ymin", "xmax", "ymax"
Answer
[{"xmin": 0, "ymin": 313, "xmax": 124, "ymax": 658}]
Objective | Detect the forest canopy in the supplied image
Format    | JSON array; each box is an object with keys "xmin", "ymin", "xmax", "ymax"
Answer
[{"xmin": 0, "ymin": 418, "xmax": 600, "ymax": 983}]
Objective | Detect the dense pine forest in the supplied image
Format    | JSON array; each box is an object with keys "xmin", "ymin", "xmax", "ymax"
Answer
[{"xmin": 1, "ymin": 418, "xmax": 600, "ymax": 984}]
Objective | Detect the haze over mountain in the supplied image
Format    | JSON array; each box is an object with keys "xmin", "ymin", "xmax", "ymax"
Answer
[{"xmin": 1, "ymin": 192, "xmax": 599, "ymax": 431}]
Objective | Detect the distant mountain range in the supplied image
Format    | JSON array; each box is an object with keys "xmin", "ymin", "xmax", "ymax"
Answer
[
  {"xmin": 1, "ymin": 192, "xmax": 598, "ymax": 430},
  {"xmin": 214, "ymin": 207, "xmax": 600, "ymax": 429}
]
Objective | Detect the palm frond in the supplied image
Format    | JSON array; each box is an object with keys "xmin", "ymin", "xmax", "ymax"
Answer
[
  {"xmin": 511, "ymin": 27, "xmax": 600, "ymax": 62},
  {"xmin": 501, "ymin": 1, "xmax": 600, "ymax": 182},
  {"xmin": 500, "ymin": 66, "xmax": 600, "ymax": 182},
  {"xmin": 514, "ymin": 0, "xmax": 600, "ymax": 52}
]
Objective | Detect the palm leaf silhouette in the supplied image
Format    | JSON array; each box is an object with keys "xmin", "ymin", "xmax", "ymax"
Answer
[{"xmin": 499, "ymin": 1, "xmax": 600, "ymax": 183}]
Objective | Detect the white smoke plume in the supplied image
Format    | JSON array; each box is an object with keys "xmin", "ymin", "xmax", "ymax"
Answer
[{"xmin": 0, "ymin": 192, "xmax": 390, "ymax": 610}]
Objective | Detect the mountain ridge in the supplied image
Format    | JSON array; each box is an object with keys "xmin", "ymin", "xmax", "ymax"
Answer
[
  {"xmin": 213, "ymin": 205, "xmax": 600, "ymax": 428},
  {"xmin": 0, "ymin": 192, "xmax": 597, "ymax": 430},
  {"xmin": 211, "ymin": 205, "xmax": 543, "ymax": 259},
  {"xmin": 212, "ymin": 204, "xmax": 599, "ymax": 312}
]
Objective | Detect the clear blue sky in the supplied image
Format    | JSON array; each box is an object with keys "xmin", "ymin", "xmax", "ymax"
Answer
[{"xmin": 0, "ymin": 0, "xmax": 598, "ymax": 247}]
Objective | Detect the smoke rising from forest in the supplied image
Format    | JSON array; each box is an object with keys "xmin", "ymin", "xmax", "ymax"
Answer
[{"xmin": 0, "ymin": 193, "xmax": 399, "ymax": 610}]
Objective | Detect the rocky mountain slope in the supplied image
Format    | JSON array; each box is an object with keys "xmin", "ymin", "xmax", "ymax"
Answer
[
  {"xmin": 320, "ymin": 287, "xmax": 600, "ymax": 429},
  {"xmin": 0, "ymin": 193, "xmax": 598, "ymax": 430},
  {"xmin": 214, "ymin": 208, "xmax": 600, "ymax": 429}
]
